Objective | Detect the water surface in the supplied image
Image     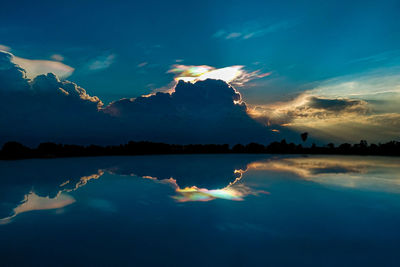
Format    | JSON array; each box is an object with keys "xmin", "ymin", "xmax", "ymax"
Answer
[{"xmin": 1, "ymin": 155, "xmax": 400, "ymax": 266}]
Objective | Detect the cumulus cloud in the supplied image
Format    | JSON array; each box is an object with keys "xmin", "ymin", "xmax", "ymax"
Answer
[
  {"xmin": 0, "ymin": 51, "xmax": 275, "ymax": 145},
  {"xmin": 103, "ymin": 79, "xmax": 273, "ymax": 144},
  {"xmin": 0, "ymin": 51, "xmax": 106, "ymax": 144}
]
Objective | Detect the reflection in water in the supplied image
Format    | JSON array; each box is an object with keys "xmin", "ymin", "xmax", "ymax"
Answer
[
  {"xmin": 0, "ymin": 155, "xmax": 263, "ymax": 223},
  {"xmin": 62, "ymin": 170, "xmax": 105, "ymax": 191},
  {"xmin": 107, "ymin": 167, "xmax": 267, "ymax": 202},
  {"xmin": 0, "ymin": 191, "xmax": 75, "ymax": 225},
  {"xmin": 1, "ymin": 155, "xmax": 400, "ymax": 224},
  {"xmin": 0, "ymin": 170, "xmax": 105, "ymax": 224},
  {"xmin": 156, "ymin": 169, "xmax": 268, "ymax": 202},
  {"xmin": 248, "ymin": 156, "xmax": 400, "ymax": 192}
]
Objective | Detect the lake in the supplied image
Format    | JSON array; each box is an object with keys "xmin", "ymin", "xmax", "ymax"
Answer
[{"xmin": 1, "ymin": 154, "xmax": 400, "ymax": 266}]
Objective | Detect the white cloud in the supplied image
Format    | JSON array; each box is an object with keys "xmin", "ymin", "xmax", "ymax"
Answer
[
  {"xmin": 167, "ymin": 64, "xmax": 271, "ymax": 88},
  {"xmin": 12, "ymin": 55, "xmax": 74, "ymax": 79},
  {"xmin": 51, "ymin": 54, "xmax": 64, "ymax": 61},
  {"xmin": 137, "ymin": 61, "xmax": 148, "ymax": 68},
  {"xmin": 226, "ymin": 32, "xmax": 242, "ymax": 39},
  {"xmin": 213, "ymin": 20, "xmax": 297, "ymax": 40},
  {"xmin": 88, "ymin": 53, "xmax": 115, "ymax": 71}
]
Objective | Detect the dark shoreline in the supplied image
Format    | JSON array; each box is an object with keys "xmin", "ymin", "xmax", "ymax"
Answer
[{"xmin": 1, "ymin": 140, "xmax": 399, "ymax": 160}]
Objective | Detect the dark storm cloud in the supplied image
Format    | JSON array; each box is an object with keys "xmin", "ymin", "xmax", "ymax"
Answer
[
  {"xmin": 0, "ymin": 51, "xmax": 274, "ymax": 146},
  {"xmin": 103, "ymin": 79, "xmax": 273, "ymax": 144},
  {"xmin": 307, "ymin": 97, "xmax": 368, "ymax": 113},
  {"xmin": 0, "ymin": 51, "xmax": 30, "ymax": 91}
]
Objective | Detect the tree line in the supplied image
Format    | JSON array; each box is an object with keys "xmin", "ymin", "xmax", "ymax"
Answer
[{"xmin": 1, "ymin": 139, "xmax": 399, "ymax": 159}]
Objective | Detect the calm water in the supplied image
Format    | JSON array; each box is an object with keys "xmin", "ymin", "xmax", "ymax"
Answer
[{"xmin": 1, "ymin": 155, "xmax": 400, "ymax": 266}]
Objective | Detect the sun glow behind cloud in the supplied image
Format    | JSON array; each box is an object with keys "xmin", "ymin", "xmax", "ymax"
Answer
[
  {"xmin": 245, "ymin": 68, "xmax": 400, "ymax": 143},
  {"xmin": 168, "ymin": 64, "xmax": 271, "ymax": 87},
  {"xmin": 141, "ymin": 64, "xmax": 270, "ymax": 99}
]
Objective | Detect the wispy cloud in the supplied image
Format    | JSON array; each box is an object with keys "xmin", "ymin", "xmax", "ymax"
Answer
[
  {"xmin": 137, "ymin": 61, "xmax": 148, "ymax": 68},
  {"xmin": 346, "ymin": 50, "xmax": 400, "ymax": 65},
  {"xmin": 213, "ymin": 20, "xmax": 297, "ymax": 40},
  {"xmin": 51, "ymin": 54, "xmax": 64, "ymax": 62},
  {"xmin": 88, "ymin": 53, "xmax": 116, "ymax": 71},
  {"xmin": 226, "ymin": 32, "xmax": 242, "ymax": 39}
]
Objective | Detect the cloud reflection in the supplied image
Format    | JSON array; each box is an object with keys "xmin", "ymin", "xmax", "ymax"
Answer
[
  {"xmin": 0, "ymin": 156, "xmax": 265, "ymax": 223},
  {"xmin": 147, "ymin": 168, "xmax": 268, "ymax": 202},
  {"xmin": 3, "ymin": 155, "xmax": 399, "ymax": 224},
  {"xmin": 0, "ymin": 169, "xmax": 105, "ymax": 224},
  {"xmin": 248, "ymin": 156, "xmax": 400, "ymax": 193},
  {"xmin": 0, "ymin": 191, "xmax": 75, "ymax": 225}
]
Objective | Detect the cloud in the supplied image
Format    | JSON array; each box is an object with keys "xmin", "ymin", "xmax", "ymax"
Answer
[
  {"xmin": 0, "ymin": 47, "xmax": 73, "ymax": 79},
  {"xmin": 51, "ymin": 54, "xmax": 64, "ymax": 61},
  {"xmin": 103, "ymin": 79, "xmax": 273, "ymax": 144},
  {"xmin": 0, "ymin": 191, "xmax": 75, "ymax": 225},
  {"xmin": 12, "ymin": 54, "xmax": 74, "ymax": 79},
  {"xmin": 226, "ymin": 32, "xmax": 242, "ymax": 39},
  {"xmin": 0, "ymin": 51, "xmax": 275, "ymax": 145},
  {"xmin": 248, "ymin": 156, "xmax": 400, "ymax": 193},
  {"xmin": 168, "ymin": 64, "xmax": 271, "ymax": 88},
  {"xmin": 0, "ymin": 154, "xmax": 269, "ymax": 224},
  {"xmin": 213, "ymin": 20, "xmax": 296, "ymax": 40},
  {"xmin": 249, "ymin": 93, "xmax": 370, "ymax": 125},
  {"xmin": 246, "ymin": 67, "xmax": 400, "ymax": 143},
  {"xmin": 0, "ymin": 44, "xmax": 11, "ymax": 52},
  {"xmin": 87, "ymin": 53, "xmax": 115, "ymax": 71},
  {"xmin": 307, "ymin": 97, "xmax": 368, "ymax": 112},
  {"xmin": 0, "ymin": 51, "xmax": 106, "ymax": 144},
  {"xmin": 249, "ymin": 92, "xmax": 399, "ymax": 143},
  {"xmin": 137, "ymin": 61, "xmax": 148, "ymax": 68}
]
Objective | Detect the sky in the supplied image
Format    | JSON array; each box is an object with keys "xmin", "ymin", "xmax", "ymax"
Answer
[{"xmin": 0, "ymin": 0, "xmax": 400, "ymax": 145}]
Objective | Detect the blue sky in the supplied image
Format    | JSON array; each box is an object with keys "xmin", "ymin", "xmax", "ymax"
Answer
[{"xmin": 1, "ymin": 0, "xmax": 400, "ymax": 144}]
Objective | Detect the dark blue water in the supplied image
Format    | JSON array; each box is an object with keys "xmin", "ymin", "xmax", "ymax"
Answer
[{"xmin": 1, "ymin": 155, "xmax": 400, "ymax": 266}]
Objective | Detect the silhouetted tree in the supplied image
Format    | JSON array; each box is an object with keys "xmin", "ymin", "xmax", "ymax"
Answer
[
  {"xmin": 327, "ymin": 143, "xmax": 335, "ymax": 149},
  {"xmin": 1, "ymin": 141, "xmax": 31, "ymax": 159},
  {"xmin": 232, "ymin": 144, "xmax": 245, "ymax": 153},
  {"xmin": 1, "ymin": 139, "xmax": 400, "ymax": 159},
  {"xmin": 301, "ymin": 132, "xmax": 308, "ymax": 142}
]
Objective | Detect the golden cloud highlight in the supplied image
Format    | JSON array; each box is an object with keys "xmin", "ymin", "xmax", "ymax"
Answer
[{"xmin": 168, "ymin": 64, "xmax": 271, "ymax": 88}]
